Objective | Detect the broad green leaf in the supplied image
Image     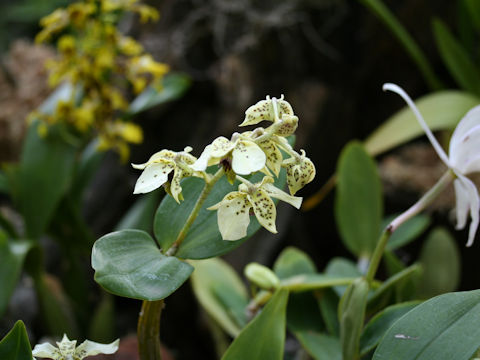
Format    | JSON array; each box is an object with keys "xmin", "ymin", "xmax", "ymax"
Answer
[
  {"xmin": 0, "ymin": 239, "xmax": 32, "ymax": 317},
  {"xmin": 281, "ymin": 273, "xmax": 356, "ymax": 292},
  {"xmin": 222, "ymin": 289, "xmax": 289, "ymax": 360},
  {"xmin": 325, "ymin": 257, "xmax": 362, "ymax": 297},
  {"xmin": 115, "ymin": 191, "xmax": 161, "ymax": 233},
  {"xmin": 335, "ymin": 142, "xmax": 382, "ymax": 257},
  {"xmin": 128, "ymin": 73, "xmax": 191, "ymax": 115},
  {"xmin": 339, "ymin": 278, "xmax": 369, "ymax": 360},
  {"xmin": 0, "ymin": 321, "xmax": 32, "ymax": 360},
  {"xmin": 155, "ymin": 170, "xmax": 287, "ymax": 259},
  {"xmin": 319, "ymin": 289, "xmax": 340, "ymax": 336},
  {"xmin": 360, "ymin": 301, "xmax": 420, "ymax": 356},
  {"xmin": 190, "ymin": 258, "xmax": 248, "ymax": 337},
  {"xmin": 273, "ymin": 246, "xmax": 316, "ymax": 279},
  {"xmin": 92, "ymin": 229, "xmax": 193, "ymax": 300},
  {"xmin": 384, "ymin": 214, "xmax": 430, "ymax": 250},
  {"xmin": 17, "ymin": 121, "xmax": 77, "ymax": 238},
  {"xmin": 373, "ymin": 290, "xmax": 480, "ymax": 360},
  {"xmin": 433, "ymin": 18, "xmax": 480, "ymax": 95},
  {"xmin": 417, "ymin": 227, "xmax": 460, "ymax": 298},
  {"xmin": 295, "ymin": 331, "xmax": 341, "ymax": 360},
  {"xmin": 364, "ymin": 91, "xmax": 480, "ymax": 156},
  {"xmin": 357, "ymin": 0, "xmax": 442, "ymax": 90}
]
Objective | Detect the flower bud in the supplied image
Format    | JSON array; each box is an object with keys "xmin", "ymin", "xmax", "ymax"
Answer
[{"xmin": 244, "ymin": 263, "xmax": 280, "ymax": 290}]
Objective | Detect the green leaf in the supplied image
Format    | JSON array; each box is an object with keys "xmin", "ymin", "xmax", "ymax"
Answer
[
  {"xmin": 384, "ymin": 214, "xmax": 431, "ymax": 251},
  {"xmin": 417, "ymin": 227, "xmax": 460, "ymax": 298},
  {"xmin": 0, "ymin": 321, "xmax": 32, "ymax": 360},
  {"xmin": 319, "ymin": 289, "xmax": 340, "ymax": 336},
  {"xmin": 339, "ymin": 278, "xmax": 369, "ymax": 360},
  {"xmin": 222, "ymin": 289, "xmax": 289, "ymax": 360},
  {"xmin": 128, "ymin": 73, "xmax": 191, "ymax": 115},
  {"xmin": 364, "ymin": 91, "xmax": 480, "ymax": 156},
  {"xmin": 190, "ymin": 258, "xmax": 248, "ymax": 337},
  {"xmin": 281, "ymin": 273, "xmax": 356, "ymax": 293},
  {"xmin": 92, "ymin": 229, "xmax": 193, "ymax": 300},
  {"xmin": 155, "ymin": 170, "xmax": 287, "ymax": 259},
  {"xmin": 325, "ymin": 257, "xmax": 362, "ymax": 297},
  {"xmin": 273, "ymin": 246, "xmax": 317, "ymax": 279},
  {"xmin": 335, "ymin": 141, "xmax": 383, "ymax": 257},
  {"xmin": 295, "ymin": 331, "xmax": 341, "ymax": 360},
  {"xmin": 464, "ymin": 0, "xmax": 480, "ymax": 31},
  {"xmin": 0, "ymin": 170, "xmax": 8, "ymax": 194},
  {"xmin": 17, "ymin": 121, "xmax": 77, "ymax": 238},
  {"xmin": 360, "ymin": 301, "xmax": 420, "ymax": 356},
  {"xmin": 373, "ymin": 290, "xmax": 480, "ymax": 360},
  {"xmin": 115, "ymin": 191, "xmax": 161, "ymax": 232},
  {"xmin": 0, "ymin": 239, "xmax": 31, "ymax": 317},
  {"xmin": 432, "ymin": 18, "xmax": 480, "ymax": 95},
  {"xmin": 357, "ymin": 0, "xmax": 442, "ymax": 90},
  {"xmin": 88, "ymin": 293, "xmax": 115, "ymax": 343}
]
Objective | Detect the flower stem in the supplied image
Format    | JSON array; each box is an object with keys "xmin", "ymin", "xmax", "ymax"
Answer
[
  {"xmin": 365, "ymin": 169, "xmax": 454, "ymax": 284},
  {"xmin": 165, "ymin": 168, "xmax": 224, "ymax": 256},
  {"xmin": 138, "ymin": 300, "xmax": 164, "ymax": 360}
]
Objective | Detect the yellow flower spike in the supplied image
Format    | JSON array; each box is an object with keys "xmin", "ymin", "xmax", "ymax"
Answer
[
  {"xmin": 58, "ymin": 35, "xmax": 76, "ymax": 55},
  {"xmin": 119, "ymin": 122, "xmax": 143, "ymax": 144},
  {"xmin": 132, "ymin": 4, "xmax": 160, "ymax": 23},
  {"xmin": 118, "ymin": 36, "xmax": 144, "ymax": 56},
  {"xmin": 36, "ymin": 9, "xmax": 69, "ymax": 43},
  {"xmin": 282, "ymin": 150, "xmax": 316, "ymax": 195}
]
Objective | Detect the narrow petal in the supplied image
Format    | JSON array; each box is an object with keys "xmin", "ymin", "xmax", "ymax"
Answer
[
  {"xmin": 263, "ymin": 183, "xmax": 303, "ymax": 209},
  {"xmin": 241, "ymin": 98, "xmax": 275, "ymax": 126},
  {"xmin": 449, "ymin": 124, "xmax": 480, "ymax": 174},
  {"xmin": 383, "ymin": 83, "xmax": 451, "ymax": 167},
  {"xmin": 211, "ymin": 195, "xmax": 251, "ymax": 240},
  {"xmin": 131, "ymin": 149, "xmax": 176, "ymax": 169},
  {"xmin": 192, "ymin": 144, "xmax": 213, "ymax": 171},
  {"xmin": 170, "ymin": 167, "xmax": 191, "ymax": 203},
  {"xmin": 232, "ymin": 140, "xmax": 266, "ymax": 175},
  {"xmin": 248, "ymin": 189, "xmax": 277, "ymax": 234},
  {"xmin": 455, "ymin": 174, "xmax": 480, "ymax": 247},
  {"xmin": 133, "ymin": 161, "xmax": 173, "ymax": 194},
  {"xmin": 75, "ymin": 339, "xmax": 119, "ymax": 359},
  {"xmin": 453, "ymin": 178, "xmax": 469, "ymax": 230},
  {"xmin": 258, "ymin": 139, "xmax": 282, "ymax": 176},
  {"xmin": 32, "ymin": 343, "xmax": 62, "ymax": 359}
]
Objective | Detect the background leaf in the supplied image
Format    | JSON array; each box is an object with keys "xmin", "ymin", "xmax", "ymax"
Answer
[
  {"xmin": 335, "ymin": 141, "xmax": 383, "ymax": 257},
  {"xmin": 221, "ymin": 289, "xmax": 289, "ymax": 360},
  {"xmin": 92, "ymin": 229, "xmax": 193, "ymax": 300},
  {"xmin": 373, "ymin": 290, "xmax": 480, "ymax": 360},
  {"xmin": 295, "ymin": 332, "xmax": 341, "ymax": 360},
  {"xmin": 0, "ymin": 321, "xmax": 32, "ymax": 360},
  {"xmin": 384, "ymin": 214, "xmax": 431, "ymax": 251}
]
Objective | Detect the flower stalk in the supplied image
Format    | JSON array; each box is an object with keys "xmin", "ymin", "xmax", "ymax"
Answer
[{"xmin": 138, "ymin": 300, "xmax": 164, "ymax": 360}]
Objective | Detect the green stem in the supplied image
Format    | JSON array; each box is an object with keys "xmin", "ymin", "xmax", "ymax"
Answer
[
  {"xmin": 165, "ymin": 168, "xmax": 224, "ymax": 256},
  {"xmin": 138, "ymin": 300, "xmax": 164, "ymax": 360},
  {"xmin": 365, "ymin": 170, "xmax": 454, "ymax": 283}
]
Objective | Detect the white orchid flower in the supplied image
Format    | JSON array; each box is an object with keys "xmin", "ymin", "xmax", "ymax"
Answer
[
  {"xmin": 208, "ymin": 176, "xmax": 302, "ymax": 241},
  {"xmin": 132, "ymin": 146, "xmax": 197, "ymax": 202},
  {"xmin": 32, "ymin": 334, "xmax": 119, "ymax": 360},
  {"xmin": 192, "ymin": 134, "xmax": 266, "ymax": 176},
  {"xmin": 384, "ymin": 83, "xmax": 480, "ymax": 247}
]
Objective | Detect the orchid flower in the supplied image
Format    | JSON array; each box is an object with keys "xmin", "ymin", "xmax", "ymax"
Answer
[
  {"xmin": 208, "ymin": 176, "xmax": 302, "ymax": 241},
  {"xmin": 282, "ymin": 149, "xmax": 316, "ymax": 195},
  {"xmin": 32, "ymin": 334, "xmax": 119, "ymax": 360},
  {"xmin": 384, "ymin": 83, "xmax": 480, "ymax": 247},
  {"xmin": 132, "ymin": 146, "xmax": 197, "ymax": 202},
  {"xmin": 192, "ymin": 134, "xmax": 266, "ymax": 176}
]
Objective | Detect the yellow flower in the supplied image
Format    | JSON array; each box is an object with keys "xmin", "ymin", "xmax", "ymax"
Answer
[{"xmin": 282, "ymin": 150, "xmax": 316, "ymax": 195}]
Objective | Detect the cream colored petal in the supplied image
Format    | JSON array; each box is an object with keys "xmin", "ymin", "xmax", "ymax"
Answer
[
  {"xmin": 454, "ymin": 178, "xmax": 469, "ymax": 231},
  {"xmin": 210, "ymin": 136, "xmax": 235, "ymax": 158},
  {"xmin": 32, "ymin": 343, "xmax": 62, "ymax": 359},
  {"xmin": 207, "ymin": 191, "xmax": 245, "ymax": 210},
  {"xmin": 258, "ymin": 139, "xmax": 282, "ymax": 176},
  {"xmin": 133, "ymin": 161, "xmax": 174, "ymax": 194},
  {"xmin": 232, "ymin": 140, "xmax": 266, "ymax": 175},
  {"xmin": 283, "ymin": 153, "xmax": 316, "ymax": 195},
  {"xmin": 274, "ymin": 114, "xmax": 298, "ymax": 137},
  {"xmin": 241, "ymin": 98, "xmax": 275, "ymax": 126},
  {"xmin": 74, "ymin": 339, "xmax": 119, "ymax": 359},
  {"xmin": 192, "ymin": 144, "xmax": 213, "ymax": 171},
  {"xmin": 455, "ymin": 174, "xmax": 480, "ymax": 247},
  {"xmin": 212, "ymin": 195, "xmax": 251, "ymax": 241},
  {"xmin": 131, "ymin": 149, "xmax": 176, "ymax": 169},
  {"xmin": 263, "ymin": 183, "xmax": 302, "ymax": 209},
  {"xmin": 449, "ymin": 124, "xmax": 480, "ymax": 174},
  {"xmin": 170, "ymin": 167, "xmax": 191, "ymax": 203},
  {"xmin": 248, "ymin": 189, "xmax": 277, "ymax": 234},
  {"xmin": 56, "ymin": 335, "xmax": 76, "ymax": 355},
  {"xmin": 449, "ymin": 105, "xmax": 480, "ymax": 154}
]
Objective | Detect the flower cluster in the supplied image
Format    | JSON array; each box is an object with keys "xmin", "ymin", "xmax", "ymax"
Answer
[
  {"xmin": 33, "ymin": 0, "xmax": 168, "ymax": 161},
  {"xmin": 32, "ymin": 334, "xmax": 119, "ymax": 360},
  {"xmin": 133, "ymin": 95, "xmax": 315, "ymax": 240}
]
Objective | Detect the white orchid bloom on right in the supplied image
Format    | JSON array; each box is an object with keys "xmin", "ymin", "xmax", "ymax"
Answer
[{"xmin": 384, "ymin": 83, "xmax": 480, "ymax": 247}]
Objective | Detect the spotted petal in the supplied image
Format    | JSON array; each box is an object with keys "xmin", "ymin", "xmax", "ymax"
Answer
[
  {"xmin": 282, "ymin": 151, "xmax": 316, "ymax": 195},
  {"xmin": 74, "ymin": 339, "xmax": 119, "ymax": 359},
  {"xmin": 170, "ymin": 166, "xmax": 192, "ymax": 203},
  {"xmin": 258, "ymin": 139, "xmax": 282, "ymax": 176},
  {"xmin": 454, "ymin": 174, "xmax": 480, "ymax": 247},
  {"xmin": 263, "ymin": 183, "xmax": 302, "ymax": 209},
  {"xmin": 133, "ymin": 160, "xmax": 174, "ymax": 194},
  {"xmin": 32, "ymin": 343, "xmax": 62, "ymax": 359},
  {"xmin": 232, "ymin": 139, "xmax": 266, "ymax": 175},
  {"xmin": 248, "ymin": 188, "xmax": 277, "ymax": 234},
  {"xmin": 208, "ymin": 192, "xmax": 251, "ymax": 241},
  {"xmin": 241, "ymin": 96, "xmax": 294, "ymax": 126},
  {"xmin": 131, "ymin": 149, "xmax": 176, "ymax": 169}
]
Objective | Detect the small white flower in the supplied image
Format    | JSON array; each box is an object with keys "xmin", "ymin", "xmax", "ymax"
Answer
[
  {"xmin": 32, "ymin": 334, "xmax": 119, "ymax": 360},
  {"xmin": 192, "ymin": 134, "xmax": 266, "ymax": 175},
  {"xmin": 384, "ymin": 83, "xmax": 480, "ymax": 246},
  {"xmin": 208, "ymin": 176, "xmax": 302, "ymax": 241},
  {"xmin": 132, "ymin": 146, "xmax": 197, "ymax": 202}
]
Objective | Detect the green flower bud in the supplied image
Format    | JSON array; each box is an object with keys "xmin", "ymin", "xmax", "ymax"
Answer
[{"xmin": 244, "ymin": 263, "xmax": 280, "ymax": 290}]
